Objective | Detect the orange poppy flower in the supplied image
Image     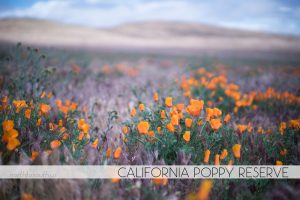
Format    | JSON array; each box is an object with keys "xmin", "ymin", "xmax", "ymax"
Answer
[
  {"xmin": 157, "ymin": 126, "xmax": 162, "ymax": 134},
  {"xmin": 209, "ymin": 119, "xmax": 222, "ymax": 131},
  {"xmin": 70, "ymin": 102, "xmax": 78, "ymax": 111},
  {"xmin": 147, "ymin": 131, "xmax": 155, "ymax": 140},
  {"xmin": 59, "ymin": 105, "xmax": 69, "ymax": 116},
  {"xmin": 114, "ymin": 147, "xmax": 122, "ymax": 159},
  {"xmin": 257, "ymin": 127, "xmax": 264, "ymax": 134},
  {"xmin": 13, "ymin": 100, "xmax": 28, "ymax": 113},
  {"xmin": 233, "ymin": 107, "xmax": 239, "ymax": 113},
  {"xmin": 197, "ymin": 119, "xmax": 203, "ymax": 126},
  {"xmin": 130, "ymin": 108, "xmax": 136, "ymax": 117},
  {"xmin": 288, "ymin": 119, "xmax": 300, "ymax": 130},
  {"xmin": 62, "ymin": 133, "xmax": 69, "ymax": 140},
  {"xmin": 111, "ymin": 178, "xmax": 120, "ymax": 183},
  {"xmin": 183, "ymin": 131, "xmax": 190, "ymax": 142},
  {"xmin": 7, "ymin": 137, "xmax": 20, "ymax": 151},
  {"xmin": 279, "ymin": 122, "xmax": 286, "ymax": 135},
  {"xmin": 31, "ymin": 151, "xmax": 39, "ymax": 161},
  {"xmin": 139, "ymin": 103, "xmax": 145, "ymax": 111},
  {"xmin": 276, "ymin": 160, "xmax": 283, "ymax": 165},
  {"xmin": 185, "ymin": 118, "xmax": 192, "ymax": 128},
  {"xmin": 171, "ymin": 115, "xmax": 179, "ymax": 126},
  {"xmin": 190, "ymin": 99, "xmax": 204, "ymax": 107},
  {"xmin": 106, "ymin": 148, "xmax": 111, "ymax": 157},
  {"xmin": 36, "ymin": 118, "xmax": 41, "ymax": 127},
  {"xmin": 56, "ymin": 99, "xmax": 62, "ymax": 108},
  {"xmin": 2, "ymin": 120, "xmax": 14, "ymax": 132},
  {"xmin": 176, "ymin": 103, "xmax": 185, "ymax": 112},
  {"xmin": 215, "ymin": 154, "xmax": 220, "ymax": 165},
  {"xmin": 59, "ymin": 127, "xmax": 66, "ymax": 134},
  {"xmin": 235, "ymin": 124, "xmax": 247, "ymax": 134},
  {"xmin": 90, "ymin": 138, "xmax": 99, "ymax": 149},
  {"xmin": 220, "ymin": 149, "xmax": 228, "ymax": 160},
  {"xmin": 49, "ymin": 122, "xmax": 58, "ymax": 131},
  {"xmin": 78, "ymin": 132, "xmax": 84, "ymax": 141},
  {"xmin": 152, "ymin": 178, "xmax": 168, "ymax": 186},
  {"xmin": 58, "ymin": 119, "xmax": 63, "ymax": 127},
  {"xmin": 232, "ymin": 144, "xmax": 241, "ymax": 159},
  {"xmin": 24, "ymin": 109, "xmax": 31, "ymax": 119},
  {"xmin": 224, "ymin": 114, "xmax": 231, "ymax": 124},
  {"xmin": 160, "ymin": 110, "xmax": 166, "ymax": 119},
  {"xmin": 280, "ymin": 149, "xmax": 287, "ymax": 156},
  {"xmin": 65, "ymin": 100, "xmax": 71, "ymax": 107},
  {"xmin": 50, "ymin": 140, "xmax": 61, "ymax": 149},
  {"xmin": 47, "ymin": 92, "xmax": 53, "ymax": 99},
  {"xmin": 165, "ymin": 97, "xmax": 172, "ymax": 107},
  {"xmin": 2, "ymin": 128, "xmax": 18, "ymax": 142},
  {"xmin": 170, "ymin": 106, "xmax": 178, "ymax": 116},
  {"xmin": 204, "ymin": 149, "xmax": 210, "ymax": 164},
  {"xmin": 206, "ymin": 107, "xmax": 222, "ymax": 121},
  {"xmin": 197, "ymin": 180, "xmax": 213, "ymax": 200},
  {"xmin": 166, "ymin": 123, "xmax": 175, "ymax": 133},
  {"xmin": 247, "ymin": 123, "xmax": 253, "ymax": 132},
  {"xmin": 40, "ymin": 92, "xmax": 46, "ymax": 98},
  {"xmin": 22, "ymin": 193, "xmax": 36, "ymax": 200},
  {"xmin": 153, "ymin": 92, "xmax": 159, "ymax": 102},
  {"xmin": 137, "ymin": 121, "xmax": 150, "ymax": 134},
  {"xmin": 122, "ymin": 126, "xmax": 129, "ymax": 134},
  {"xmin": 207, "ymin": 101, "xmax": 213, "ymax": 107},
  {"xmin": 186, "ymin": 104, "xmax": 201, "ymax": 117},
  {"xmin": 40, "ymin": 103, "xmax": 51, "ymax": 115},
  {"xmin": 206, "ymin": 108, "xmax": 214, "ymax": 121},
  {"xmin": 186, "ymin": 99, "xmax": 204, "ymax": 117}
]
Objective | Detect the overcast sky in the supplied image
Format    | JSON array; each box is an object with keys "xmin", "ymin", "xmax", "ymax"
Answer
[{"xmin": 0, "ymin": 0, "xmax": 300, "ymax": 35}]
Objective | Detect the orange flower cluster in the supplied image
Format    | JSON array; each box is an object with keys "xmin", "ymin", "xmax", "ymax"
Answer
[
  {"xmin": 13, "ymin": 100, "xmax": 28, "ymax": 113},
  {"xmin": 224, "ymin": 83, "xmax": 254, "ymax": 111},
  {"xmin": 206, "ymin": 75, "xmax": 227, "ymax": 90},
  {"xmin": 100, "ymin": 63, "xmax": 139, "ymax": 77},
  {"xmin": 180, "ymin": 68, "xmax": 257, "ymax": 112},
  {"xmin": 205, "ymin": 107, "xmax": 222, "ymax": 121},
  {"xmin": 254, "ymin": 87, "xmax": 300, "ymax": 104},
  {"xmin": 78, "ymin": 118, "xmax": 90, "ymax": 140},
  {"xmin": 204, "ymin": 146, "xmax": 236, "ymax": 165},
  {"xmin": 288, "ymin": 119, "xmax": 300, "ymax": 130},
  {"xmin": 186, "ymin": 99, "xmax": 204, "ymax": 116},
  {"xmin": 278, "ymin": 119, "xmax": 299, "ymax": 134},
  {"xmin": 180, "ymin": 76, "xmax": 198, "ymax": 97},
  {"xmin": 235, "ymin": 124, "xmax": 248, "ymax": 134},
  {"xmin": 56, "ymin": 99, "xmax": 78, "ymax": 116},
  {"xmin": 2, "ymin": 120, "xmax": 20, "ymax": 151},
  {"xmin": 224, "ymin": 83, "xmax": 240, "ymax": 101}
]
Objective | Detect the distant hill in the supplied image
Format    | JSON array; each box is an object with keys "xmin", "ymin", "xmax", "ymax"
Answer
[{"xmin": 0, "ymin": 18, "xmax": 300, "ymax": 52}]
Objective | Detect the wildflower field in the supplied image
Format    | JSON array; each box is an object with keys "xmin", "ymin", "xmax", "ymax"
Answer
[{"xmin": 0, "ymin": 43, "xmax": 299, "ymax": 200}]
